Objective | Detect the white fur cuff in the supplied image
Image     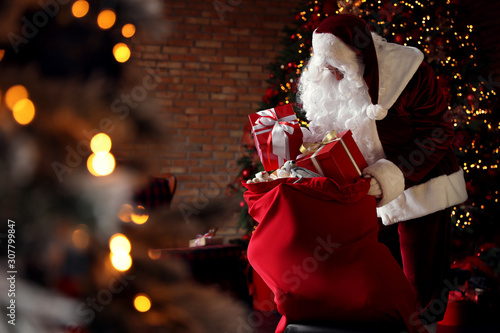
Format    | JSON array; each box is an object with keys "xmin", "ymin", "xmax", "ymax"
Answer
[
  {"xmin": 362, "ymin": 159, "xmax": 405, "ymax": 207},
  {"xmin": 377, "ymin": 168, "xmax": 468, "ymax": 225}
]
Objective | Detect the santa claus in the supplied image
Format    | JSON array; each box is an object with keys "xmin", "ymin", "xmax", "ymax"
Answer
[{"xmin": 298, "ymin": 14, "xmax": 468, "ymax": 333}]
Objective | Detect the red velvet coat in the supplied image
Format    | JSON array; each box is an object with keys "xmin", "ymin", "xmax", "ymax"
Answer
[{"xmin": 377, "ymin": 62, "xmax": 459, "ymax": 189}]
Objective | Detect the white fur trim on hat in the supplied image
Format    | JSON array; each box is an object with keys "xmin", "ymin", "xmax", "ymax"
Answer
[
  {"xmin": 312, "ymin": 31, "xmax": 356, "ymax": 65},
  {"xmin": 366, "ymin": 104, "xmax": 387, "ymax": 120},
  {"xmin": 362, "ymin": 158, "xmax": 405, "ymax": 207},
  {"xmin": 377, "ymin": 168, "xmax": 468, "ymax": 225}
]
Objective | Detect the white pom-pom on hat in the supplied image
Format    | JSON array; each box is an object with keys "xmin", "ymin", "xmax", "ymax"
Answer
[{"xmin": 366, "ymin": 104, "xmax": 388, "ymax": 120}]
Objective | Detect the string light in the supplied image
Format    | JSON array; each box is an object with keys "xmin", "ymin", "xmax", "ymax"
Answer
[
  {"xmin": 97, "ymin": 9, "xmax": 116, "ymax": 30},
  {"xmin": 121, "ymin": 24, "xmax": 136, "ymax": 38},
  {"xmin": 109, "ymin": 233, "xmax": 132, "ymax": 271},
  {"xmin": 134, "ymin": 294, "xmax": 152, "ymax": 312},
  {"xmin": 12, "ymin": 98, "xmax": 35, "ymax": 125},
  {"xmin": 131, "ymin": 205, "xmax": 149, "ymax": 224},
  {"xmin": 113, "ymin": 43, "xmax": 131, "ymax": 63},
  {"xmin": 87, "ymin": 133, "xmax": 115, "ymax": 176},
  {"xmin": 4, "ymin": 85, "xmax": 28, "ymax": 110},
  {"xmin": 72, "ymin": 0, "xmax": 89, "ymax": 18}
]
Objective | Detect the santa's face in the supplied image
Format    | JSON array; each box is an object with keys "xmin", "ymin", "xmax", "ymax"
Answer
[{"xmin": 297, "ymin": 50, "xmax": 371, "ymax": 142}]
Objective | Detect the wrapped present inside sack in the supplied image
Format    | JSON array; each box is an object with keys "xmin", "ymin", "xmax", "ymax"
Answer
[
  {"xmin": 296, "ymin": 130, "xmax": 368, "ymax": 186},
  {"xmin": 249, "ymin": 105, "xmax": 303, "ymax": 171},
  {"xmin": 189, "ymin": 228, "xmax": 223, "ymax": 247},
  {"xmin": 242, "ymin": 178, "xmax": 428, "ymax": 333}
]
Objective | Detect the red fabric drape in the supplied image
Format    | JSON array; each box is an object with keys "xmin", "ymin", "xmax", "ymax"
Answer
[{"xmin": 243, "ymin": 177, "xmax": 428, "ymax": 333}]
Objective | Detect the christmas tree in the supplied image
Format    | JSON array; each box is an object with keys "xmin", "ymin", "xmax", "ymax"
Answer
[
  {"xmin": 231, "ymin": 0, "xmax": 500, "ymax": 263},
  {"xmin": 0, "ymin": 1, "xmax": 248, "ymax": 331}
]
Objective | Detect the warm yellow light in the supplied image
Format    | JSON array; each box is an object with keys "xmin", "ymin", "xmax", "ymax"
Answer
[
  {"xmin": 148, "ymin": 249, "xmax": 161, "ymax": 260},
  {"xmin": 113, "ymin": 43, "xmax": 131, "ymax": 63},
  {"xmin": 87, "ymin": 151, "xmax": 115, "ymax": 176},
  {"xmin": 12, "ymin": 98, "xmax": 35, "ymax": 125},
  {"xmin": 109, "ymin": 233, "xmax": 131, "ymax": 253},
  {"xmin": 5, "ymin": 85, "xmax": 28, "ymax": 110},
  {"xmin": 72, "ymin": 225, "xmax": 90, "ymax": 250},
  {"xmin": 97, "ymin": 9, "xmax": 116, "ymax": 30},
  {"xmin": 72, "ymin": 0, "xmax": 89, "ymax": 18},
  {"xmin": 134, "ymin": 294, "xmax": 152, "ymax": 312},
  {"xmin": 131, "ymin": 205, "xmax": 149, "ymax": 225},
  {"xmin": 122, "ymin": 24, "xmax": 136, "ymax": 38},
  {"xmin": 110, "ymin": 252, "xmax": 132, "ymax": 271},
  {"xmin": 90, "ymin": 133, "xmax": 112, "ymax": 153},
  {"xmin": 118, "ymin": 203, "xmax": 134, "ymax": 222}
]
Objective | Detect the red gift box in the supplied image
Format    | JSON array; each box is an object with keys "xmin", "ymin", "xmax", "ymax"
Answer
[
  {"xmin": 249, "ymin": 105, "xmax": 303, "ymax": 171},
  {"xmin": 296, "ymin": 130, "xmax": 368, "ymax": 186}
]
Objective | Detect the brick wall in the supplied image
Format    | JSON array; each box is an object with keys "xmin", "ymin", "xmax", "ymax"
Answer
[{"xmin": 116, "ymin": 0, "xmax": 303, "ymax": 240}]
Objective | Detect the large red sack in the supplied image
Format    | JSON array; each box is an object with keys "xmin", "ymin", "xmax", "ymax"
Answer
[{"xmin": 243, "ymin": 177, "xmax": 427, "ymax": 333}]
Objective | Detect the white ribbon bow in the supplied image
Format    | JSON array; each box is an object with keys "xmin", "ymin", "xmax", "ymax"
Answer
[{"xmin": 255, "ymin": 109, "xmax": 296, "ymax": 160}]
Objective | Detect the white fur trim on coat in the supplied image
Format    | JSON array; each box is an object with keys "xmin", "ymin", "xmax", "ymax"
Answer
[
  {"xmin": 362, "ymin": 158, "xmax": 405, "ymax": 207},
  {"xmin": 377, "ymin": 168, "xmax": 468, "ymax": 225}
]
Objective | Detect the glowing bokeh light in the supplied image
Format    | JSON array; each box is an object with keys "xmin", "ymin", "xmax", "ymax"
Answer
[
  {"xmin": 118, "ymin": 203, "xmax": 134, "ymax": 223},
  {"xmin": 5, "ymin": 85, "xmax": 28, "ymax": 110},
  {"xmin": 87, "ymin": 151, "xmax": 115, "ymax": 176},
  {"xmin": 110, "ymin": 252, "xmax": 132, "ymax": 271},
  {"xmin": 72, "ymin": 0, "xmax": 89, "ymax": 18},
  {"xmin": 109, "ymin": 233, "xmax": 131, "ymax": 253},
  {"xmin": 131, "ymin": 205, "xmax": 149, "ymax": 224},
  {"xmin": 148, "ymin": 249, "xmax": 161, "ymax": 260},
  {"xmin": 134, "ymin": 294, "xmax": 152, "ymax": 312},
  {"xmin": 12, "ymin": 98, "xmax": 35, "ymax": 125},
  {"xmin": 113, "ymin": 43, "xmax": 131, "ymax": 63},
  {"xmin": 90, "ymin": 133, "xmax": 112, "ymax": 153},
  {"xmin": 72, "ymin": 225, "xmax": 90, "ymax": 250},
  {"xmin": 97, "ymin": 9, "xmax": 116, "ymax": 30},
  {"xmin": 122, "ymin": 24, "xmax": 136, "ymax": 38}
]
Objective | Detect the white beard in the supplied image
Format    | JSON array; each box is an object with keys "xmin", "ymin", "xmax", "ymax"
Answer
[{"xmin": 297, "ymin": 53, "xmax": 384, "ymax": 164}]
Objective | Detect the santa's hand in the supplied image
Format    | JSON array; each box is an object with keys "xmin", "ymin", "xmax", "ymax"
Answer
[{"xmin": 364, "ymin": 175, "xmax": 382, "ymax": 198}]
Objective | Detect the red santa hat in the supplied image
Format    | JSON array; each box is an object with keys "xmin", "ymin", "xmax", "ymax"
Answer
[{"xmin": 312, "ymin": 14, "xmax": 387, "ymax": 120}]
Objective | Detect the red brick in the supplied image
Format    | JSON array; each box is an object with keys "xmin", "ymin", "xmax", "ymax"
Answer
[
  {"xmin": 196, "ymin": 85, "xmax": 222, "ymax": 93},
  {"xmin": 189, "ymin": 166, "xmax": 215, "ymax": 174},
  {"xmin": 170, "ymin": 54, "xmax": 198, "ymax": 62},
  {"xmin": 162, "ymin": 46, "xmax": 190, "ymax": 54},
  {"xmin": 174, "ymin": 100, "xmax": 200, "ymax": 107},
  {"xmin": 183, "ymin": 77, "xmax": 209, "ymax": 85},
  {"xmin": 185, "ymin": 108, "xmax": 212, "ymax": 115},
  {"xmin": 188, "ymin": 151, "xmax": 213, "ymax": 159},
  {"xmin": 209, "ymin": 78, "xmax": 236, "ymax": 86},
  {"xmin": 210, "ymin": 93, "xmax": 237, "ymax": 101},
  {"xmin": 222, "ymin": 86, "xmax": 248, "ymax": 94},
  {"xmin": 202, "ymin": 144, "xmax": 226, "ymax": 152},
  {"xmin": 189, "ymin": 122, "xmax": 214, "ymax": 130},
  {"xmin": 224, "ymin": 56, "xmax": 250, "ymax": 64},
  {"xmin": 185, "ymin": 17, "xmax": 210, "ymax": 25},
  {"xmin": 188, "ymin": 136, "xmax": 213, "ymax": 144},
  {"xmin": 196, "ymin": 40, "xmax": 223, "ymax": 48}
]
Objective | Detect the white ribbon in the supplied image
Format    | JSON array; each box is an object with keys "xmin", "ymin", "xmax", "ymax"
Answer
[{"xmin": 254, "ymin": 108, "xmax": 297, "ymax": 160}]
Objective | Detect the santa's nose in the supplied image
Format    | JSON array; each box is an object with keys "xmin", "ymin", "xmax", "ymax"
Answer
[{"xmin": 326, "ymin": 65, "xmax": 344, "ymax": 80}]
